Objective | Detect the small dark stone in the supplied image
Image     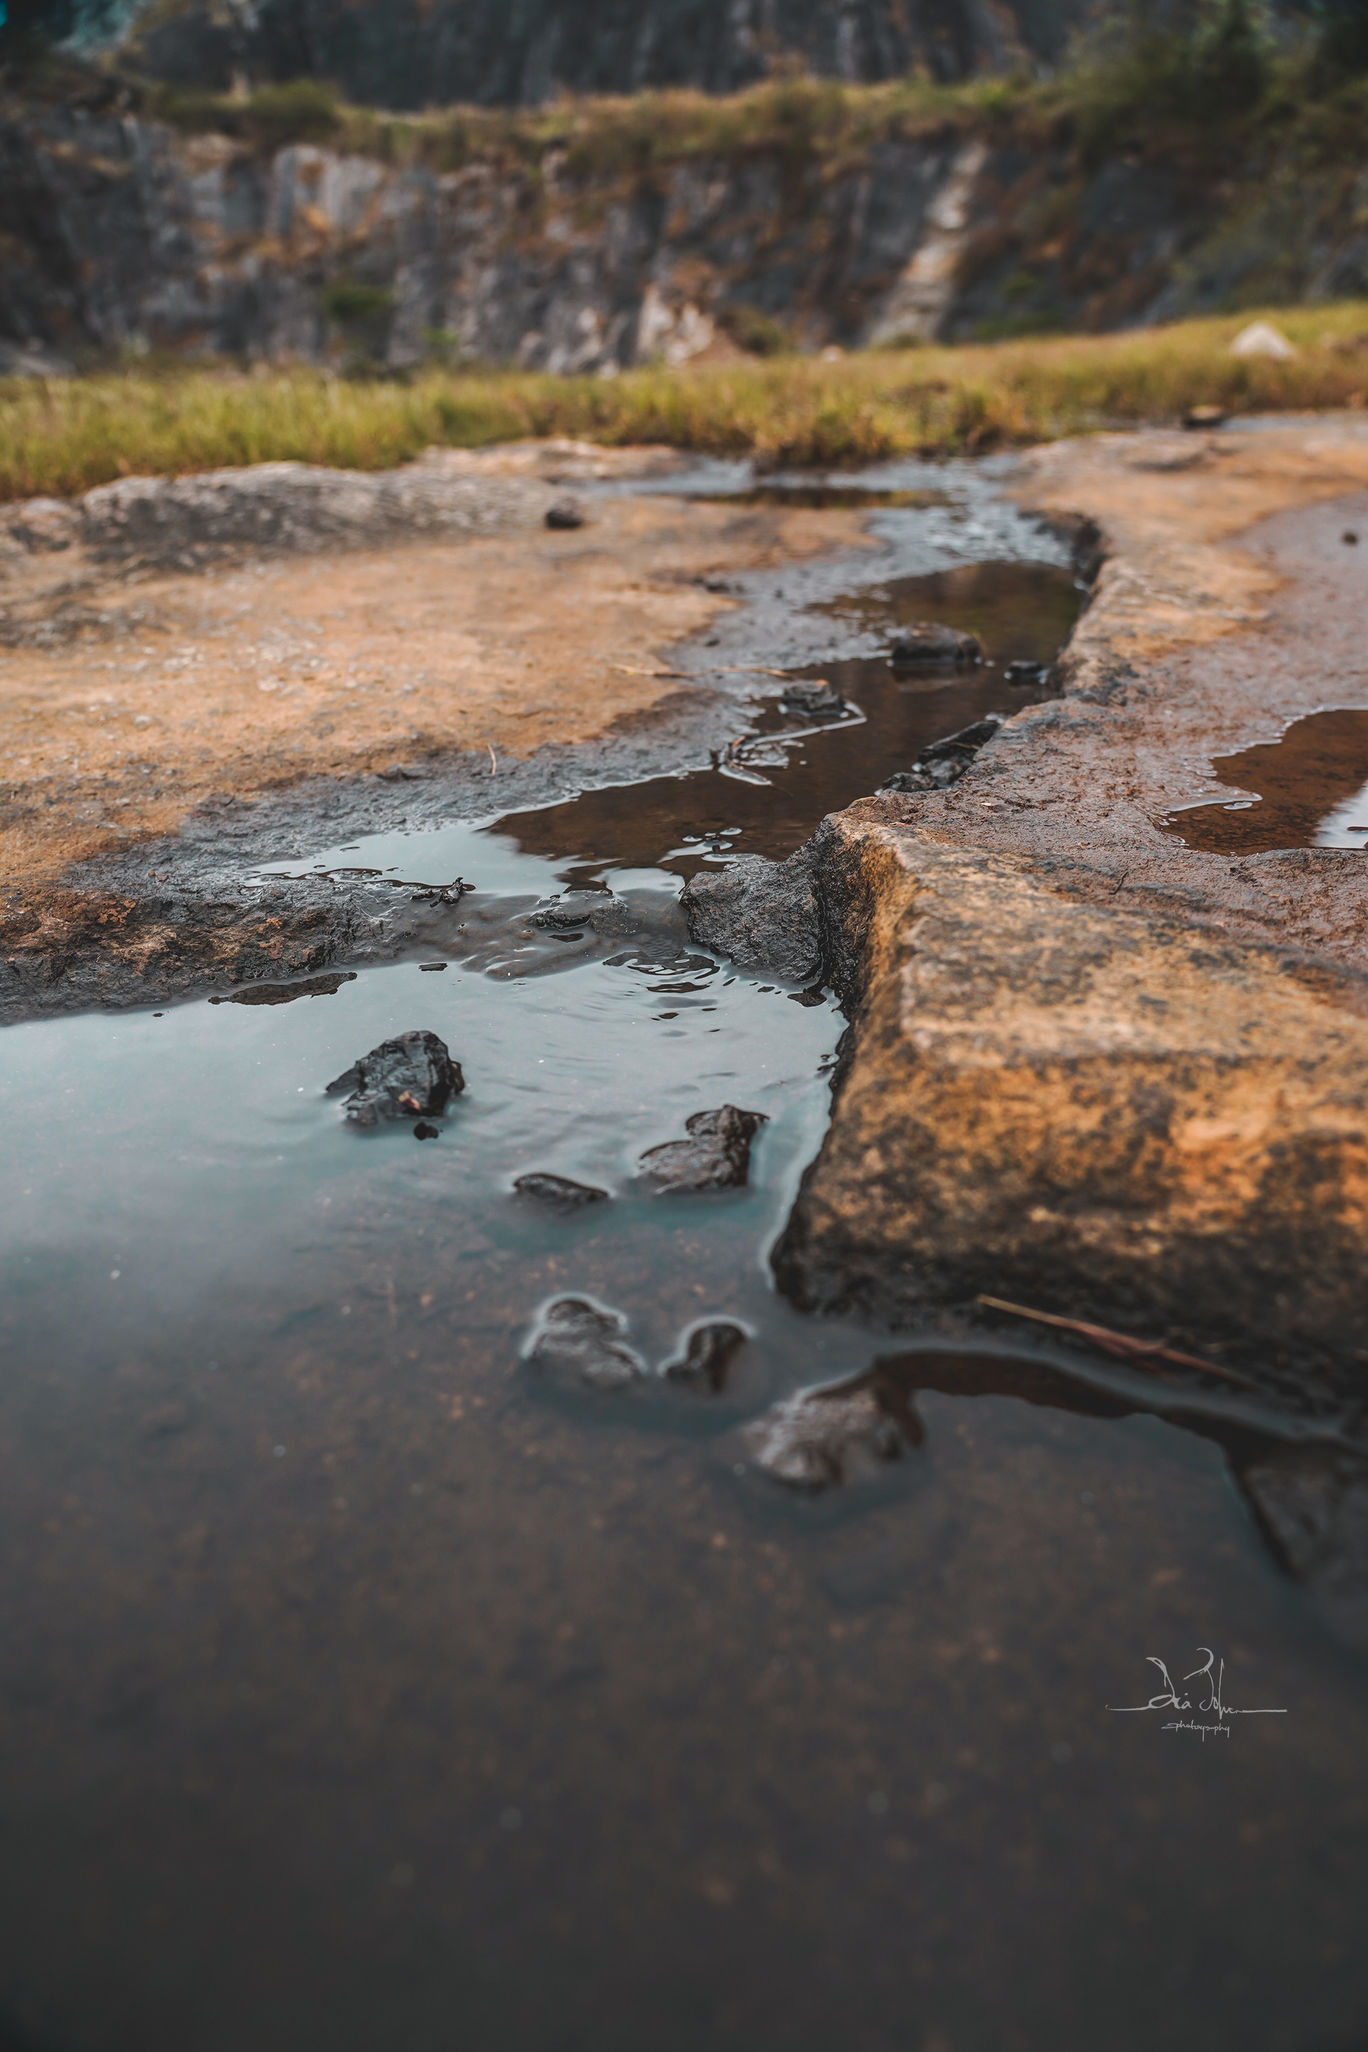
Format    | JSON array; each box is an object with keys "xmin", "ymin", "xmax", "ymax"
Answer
[
  {"xmin": 413, "ymin": 1121, "xmax": 440, "ymax": 1140},
  {"xmin": 523, "ymin": 1296, "xmax": 643, "ymax": 1391},
  {"xmin": 663, "ymin": 1319, "xmax": 749, "ymax": 1392},
  {"xmin": 418, "ymin": 960, "xmax": 447, "ymax": 972},
  {"xmin": 780, "ymin": 678, "xmax": 846, "ymax": 720},
  {"xmin": 638, "ymin": 1104, "xmax": 767, "ymax": 1192},
  {"xmin": 545, "ymin": 497, "xmax": 586, "ymax": 530},
  {"xmin": 326, "ymin": 1029, "xmax": 463, "ymax": 1127},
  {"xmin": 741, "ymin": 1374, "xmax": 920, "ymax": 1491},
  {"xmin": 513, "ymin": 1172, "xmax": 611, "ymax": 1210},
  {"xmin": 1004, "ymin": 659, "xmax": 1048, "ymax": 686},
  {"xmin": 1183, "ymin": 404, "xmax": 1227, "ymax": 429},
  {"xmin": 1344, "ymin": 531, "xmax": 1360, "ymax": 546},
  {"xmin": 888, "ymin": 622, "xmax": 981, "ymax": 668}
]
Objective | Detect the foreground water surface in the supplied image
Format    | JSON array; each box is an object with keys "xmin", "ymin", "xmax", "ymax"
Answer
[{"xmin": 1, "ymin": 466, "xmax": 1363, "ymax": 2052}]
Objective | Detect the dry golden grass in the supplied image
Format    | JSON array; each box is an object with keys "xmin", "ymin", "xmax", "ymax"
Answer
[{"xmin": 4, "ymin": 303, "xmax": 1368, "ymax": 502}]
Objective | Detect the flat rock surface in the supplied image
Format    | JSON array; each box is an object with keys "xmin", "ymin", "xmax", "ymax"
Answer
[
  {"xmin": 778, "ymin": 416, "xmax": 1368, "ymax": 1383},
  {"xmin": 0, "ymin": 454, "xmax": 870, "ymax": 905}
]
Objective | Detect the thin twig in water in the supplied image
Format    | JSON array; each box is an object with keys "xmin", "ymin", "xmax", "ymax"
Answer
[
  {"xmin": 976, "ymin": 1295, "xmax": 1254, "ymax": 1387},
  {"xmin": 487, "ymin": 743, "xmax": 497, "ymax": 774},
  {"xmin": 611, "ymin": 662, "xmax": 794, "ymax": 681}
]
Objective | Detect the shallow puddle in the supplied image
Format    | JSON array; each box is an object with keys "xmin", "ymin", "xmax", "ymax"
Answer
[
  {"xmin": 687, "ymin": 483, "xmax": 949, "ymax": 510},
  {"xmin": 0, "ymin": 489, "xmax": 1363, "ymax": 2052},
  {"xmin": 1162, "ymin": 707, "xmax": 1368, "ymax": 852}
]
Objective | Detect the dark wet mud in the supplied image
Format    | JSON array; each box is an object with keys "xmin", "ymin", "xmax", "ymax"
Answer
[
  {"xmin": 1, "ymin": 471, "xmax": 1365, "ymax": 2052},
  {"xmin": 1163, "ymin": 707, "xmax": 1368, "ymax": 853}
]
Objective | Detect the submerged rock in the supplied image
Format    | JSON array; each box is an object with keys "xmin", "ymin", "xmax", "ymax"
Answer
[
  {"xmin": 888, "ymin": 623, "xmax": 982, "ymax": 667},
  {"xmin": 741, "ymin": 1373, "xmax": 920, "ymax": 1490},
  {"xmin": 663, "ymin": 1319, "xmax": 749, "ymax": 1392},
  {"xmin": 780, "ymin": 678, "xmax": 846, "ymax": 720},
  {"xmin": 638, "ymin": 1105, "xmax": 767, "ymax": 1192},
  {"xmin": 682, "ymin": 847, "xmax": 821, "ymax": 981},
  {"xmin": 1238, "ymin": 1448, "xmax": 1368, "ymax": 1650},
  {"xmin": 326, "ymin": 1029, "xmax": 464, "ymax": 1126},
  {"xmin": 211, "ymin": 971, "xmax": 356, "ymax": 1005},
  {"xmin": 523, "ymin": 1296, "xmax": 644, "ymax": 1391},
  {"xmin": 513, "ymin": 1172, "xmax": 611, "ymax": 1209}
]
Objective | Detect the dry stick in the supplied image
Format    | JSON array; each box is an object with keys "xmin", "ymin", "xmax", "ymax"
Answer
[
  {"xmin": 976, "ymin": 1295, "xmax": 1255, "ymax": 1388},
  {"xmin": 610, "ymin": 663, "xmax": 796, "ymax": 681}
]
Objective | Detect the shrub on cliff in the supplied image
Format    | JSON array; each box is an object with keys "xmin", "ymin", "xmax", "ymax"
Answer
[
  {"xmin": 1069, "ymin": 0, "xmax": 1273, "ymax": 154},
  {"xmin": 1311, "ymin": 0, "xmax": 1368, "ymax": 83}
]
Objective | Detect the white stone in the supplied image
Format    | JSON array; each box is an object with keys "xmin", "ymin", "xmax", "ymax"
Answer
[{"xmin": 1230, "ymin": 320, "xmax": 1297, "ymax": 360}]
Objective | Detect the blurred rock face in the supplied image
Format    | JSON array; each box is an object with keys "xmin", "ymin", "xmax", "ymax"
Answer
[{"xmin": 130, "ymin": 0, "xmax": 1101, "ymax": 104}]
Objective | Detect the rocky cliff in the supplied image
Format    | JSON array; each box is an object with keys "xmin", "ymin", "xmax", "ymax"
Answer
[{"xmin": 3, "ymin": 75, "xmax": 1365, "ymax": 376}]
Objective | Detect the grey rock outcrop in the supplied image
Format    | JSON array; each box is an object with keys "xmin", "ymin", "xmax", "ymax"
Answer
[{"xmin": 130, "ymin": 0, "xmax": 1099, "ymax": 106}]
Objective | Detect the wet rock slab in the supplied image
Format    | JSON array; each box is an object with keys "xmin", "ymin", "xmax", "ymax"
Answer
[
  {"xmin": 523, "ymin": 1297, "xmax": 644, "ymax": 1391},
  {"xmin": 638, "ymin": 1105, "xmax": 767, "ymax": 1192},
  {"xmin": 682, "ymin": 849, "xmax": 821, "ymax": 982},
  {"xmin": 326, "ymin": 1029, "xmax": 463, "ymax": 1127},
  {"xmin": 777, "ymin": 814, "xmax": 1368, "ymax": 1374}
]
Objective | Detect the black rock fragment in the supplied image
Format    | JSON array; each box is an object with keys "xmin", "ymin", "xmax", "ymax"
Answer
[
  {"xmin": 414, "ymin": 1121, "xmax": 440, "ymax": 1140},
  {"xmin": 888, "ymin": 623, "xmax": 981, "ymax": 667},
  {"xmin": 513, "ymin": 1172, "xmax": 611, "ymax": 1210},
  {"xmin": 879, "ymin": 713, "xmax": 1005, "ymax": 794},
  {"xmin": 1004, "ymin": 659, "xmax": 1048, "ymax": 686},
  {"xmin": 780, "ymin": 678, "xmax": 846, "ymax": 720},
  {"xmin": 663, "ymin": 1319, "xmax": 749, "ymax": 1393},
  {"xmin": 523, "ymin": 1296, "xmax": 644, "ymax": 1391},
  {"xmin": 638, "ymin": 1105, "xmax": 767, "ymax": 1193},
  {"xmin": 326, "ymin": 1029, "xmax": 463, "ymax": 1127},
  {"xmin": 545, "ymin": 497, "xmax": 586, "ymax": 530}
]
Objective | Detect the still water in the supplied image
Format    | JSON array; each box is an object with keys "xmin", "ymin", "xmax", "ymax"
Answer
[
  {"xmin": 1162, "ymin": 707, "xmax": 1368, "ymax": 852},
  {"xmin": 0, "ymin": 491, "xmax": 1363, "ymax": 2052}
]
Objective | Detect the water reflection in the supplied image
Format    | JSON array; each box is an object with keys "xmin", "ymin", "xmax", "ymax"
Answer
[{"xmin": 1162, "ymin": 707, "xmax": 1368, "ymax": 852}]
